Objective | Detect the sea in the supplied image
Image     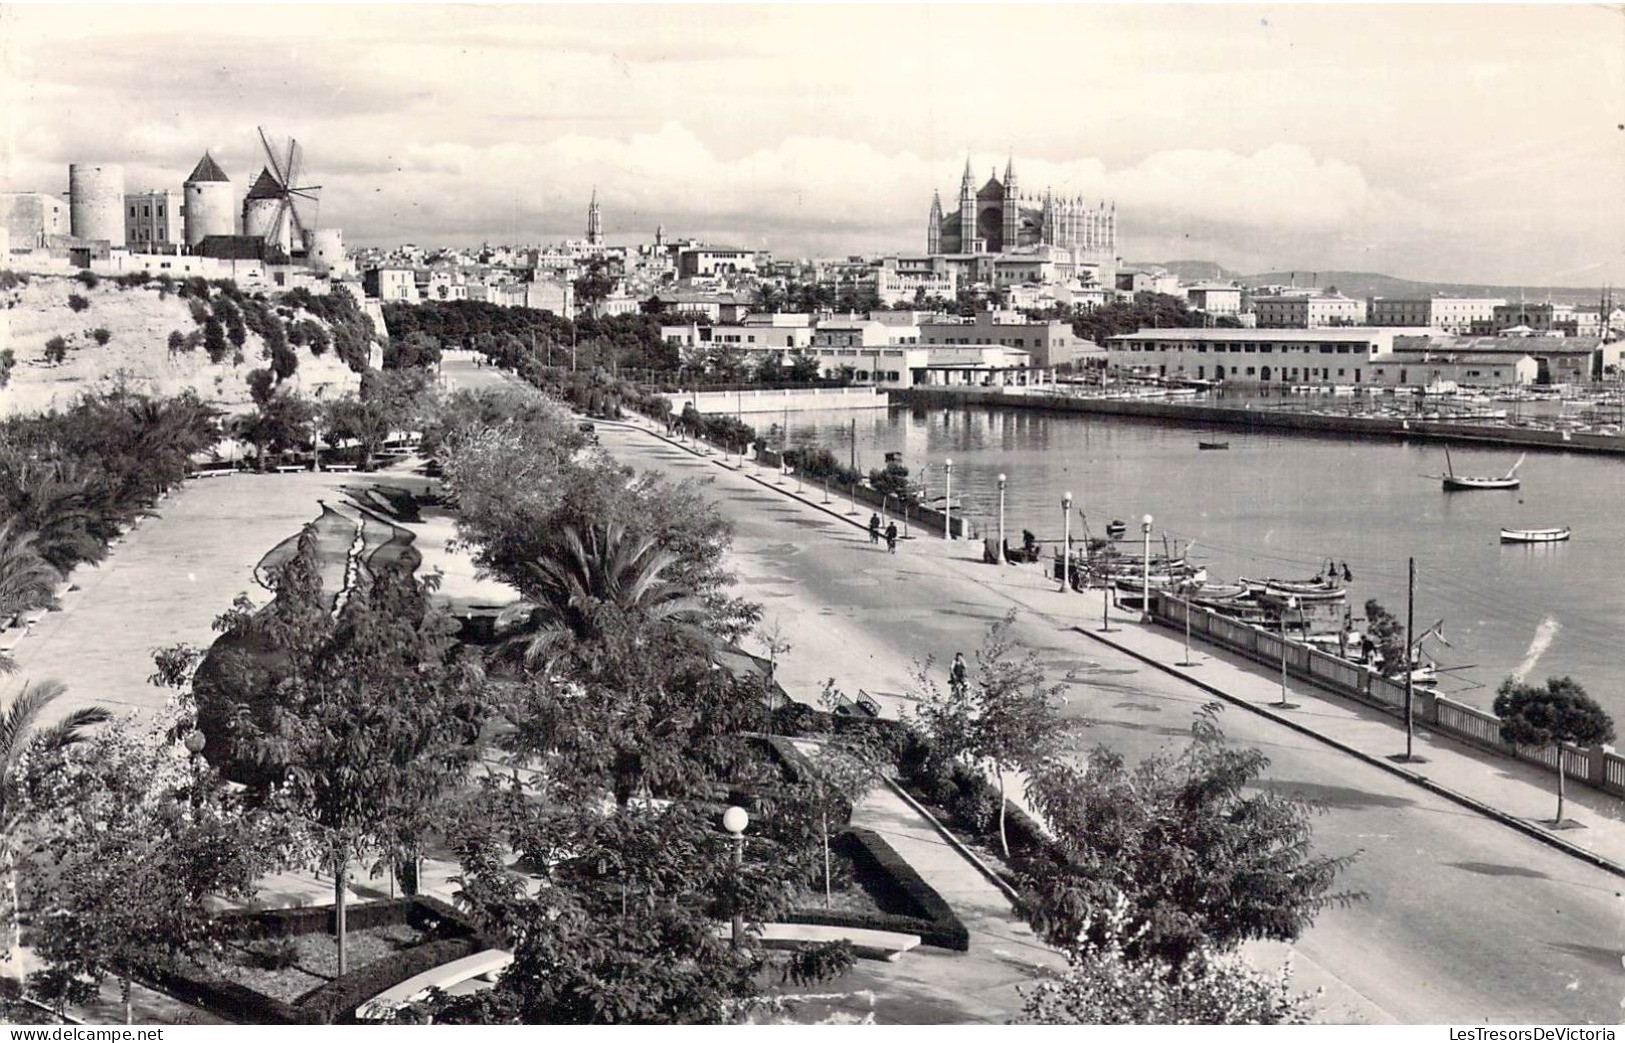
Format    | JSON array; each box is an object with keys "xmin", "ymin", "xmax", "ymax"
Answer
[{"xmin": 779, "ymin": 401, "xmax": 1625, "ymax": 718}]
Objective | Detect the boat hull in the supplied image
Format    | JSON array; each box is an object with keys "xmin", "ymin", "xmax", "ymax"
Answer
[
  {"xmin": 1443, "ymin": 476, "xmax": 1519, "ymax": 491},
  {"xmin": 1500, "ymin": 527, "xmax": 1570, "ymax": 543}
]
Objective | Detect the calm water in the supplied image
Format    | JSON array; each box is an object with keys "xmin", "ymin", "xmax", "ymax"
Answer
[{"xmin": 780, "ymin": 404, "xmax": 1625, "ymax": 715}]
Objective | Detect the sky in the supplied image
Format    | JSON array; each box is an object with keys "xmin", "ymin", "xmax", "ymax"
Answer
[{"xmin": 1, "ymin": 3, "xmax": 1622, "ymax": 285}]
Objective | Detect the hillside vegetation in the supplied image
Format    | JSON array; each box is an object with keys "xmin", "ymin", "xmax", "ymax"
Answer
[{"xmin": 0, "ymin": 271, "xmax": 373, "ymax": 418}]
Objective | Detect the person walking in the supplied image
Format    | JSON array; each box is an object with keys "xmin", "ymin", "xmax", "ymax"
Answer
[
  {"xmin": 868, "ymin": 513, "xmax": 881, "ymax": 545},
  {"xmin": 885, "ymin": 521, "xmax": 898, "ymax": 554},
  {"xmin": 950, "ymin": 652, "xmax": 968, "ymax": 697}
]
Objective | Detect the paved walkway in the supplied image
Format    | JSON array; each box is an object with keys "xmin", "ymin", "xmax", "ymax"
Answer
[{"xmin": 600, "ymin": 411, "xmax": 1625, "ymax": 1023}]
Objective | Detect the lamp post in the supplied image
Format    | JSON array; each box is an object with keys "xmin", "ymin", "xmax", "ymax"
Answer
[
  {"xmin": 1139, "ymin": 514, "xmax": 1154, "ymax": 622},
  {"xmin": 943, "ymin": 458, "xmax": 954, "ymax": 540},
  {"xmin": 1277, "ymin": 595, "xmax": 1301, "ymax": 709},
  {"xmin": 997, "ymin": 473, "xmax": 1008, "ymax": 564},
  {"xmin": 1060, "ymin": 492, "xmax": 1073, "ymax": 592},
  {"xmin": 722, "ymin": 806, "xmax": 749, "ymax": 948}
]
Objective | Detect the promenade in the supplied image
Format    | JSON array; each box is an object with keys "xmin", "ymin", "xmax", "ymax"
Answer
[{"xmin": 600, "ymin": 411, "xmax": 1625, "ymax": 1024}]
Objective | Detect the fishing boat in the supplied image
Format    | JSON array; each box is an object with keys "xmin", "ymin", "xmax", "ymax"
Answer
[
  {"xmin": 1500, "ymin": 526, "xmax": 1571, "ymax": 544},
  {"xmin": 1433, "ymin": 447, "xmax": 1523, "ymax": 491},
  {"xmin": 1197, "ymin": 441, "xmax": 1230, "ymax": 451},
  {"xmin": 1239, "ymin": 577, "xmax": 1347, "ymax": 602}
]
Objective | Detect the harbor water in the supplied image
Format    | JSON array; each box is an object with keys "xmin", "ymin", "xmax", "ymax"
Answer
[{"xmin": 780, "ymin": 403, "xmax": 1625, "ymax": 717}]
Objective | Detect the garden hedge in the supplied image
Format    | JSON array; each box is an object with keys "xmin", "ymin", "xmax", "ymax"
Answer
[{"xmin": 826, "ymin": 828, "xmax": 968, "ymax": 951}]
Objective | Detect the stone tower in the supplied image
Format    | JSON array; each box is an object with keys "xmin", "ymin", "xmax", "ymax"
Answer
[
  {"xmin": 68, "ymin": 163, "xmax": 125, "ymax": 247},
  {"xmin": 586, "ymin": 187, "xmax": 602, "ymax": 246},
  {"xmin": 1001, "ymin": 155, "xmax": 1020, "ymax": 253},
  {"xmin": 183, "ymin": 152, "xmax": 235, "ymax": 247},
  {"xmin": 957, "ymin": 156, "xmax": 977, "ymax": 254},
  {"xmin": 927, "ymin": 189, "xmax": 942, "ymax": 254}
]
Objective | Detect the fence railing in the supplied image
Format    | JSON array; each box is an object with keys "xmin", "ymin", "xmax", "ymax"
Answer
[{"xmin": 1153, "ymin": 593, "xmax": 1624, "ymax": 802}]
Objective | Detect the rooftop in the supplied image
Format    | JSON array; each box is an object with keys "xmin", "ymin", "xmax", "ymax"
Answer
[{"xmin": 185, "ymin": 152, "xmax": 230, "ymax": 184}]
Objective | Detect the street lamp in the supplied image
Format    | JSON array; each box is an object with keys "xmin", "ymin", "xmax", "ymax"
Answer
[
  {"xmin": 183, "ymin": 729, "xmax": 207, "ymax": 755},
  {"xmin": 1060, "ymin": 492, "xmax": 1073, "ymax": 592},
  {"xmin": 997, "ymin": 473, "xmax": 1008, "ymax": 564},
  {"xmin": 1139, "ymin": 514, "xmax": 1154, "ymax": 622},
  {"xmin": 722, "ymin": 806, "xmax": 749, "ymax": 948},
  {"xmin": 943, "ymin": 458, "xmax": 954, "ymax": 540},
  {"xmin": 1277, "ymin": 595, "xmax": 1301, "ymax": 709}
]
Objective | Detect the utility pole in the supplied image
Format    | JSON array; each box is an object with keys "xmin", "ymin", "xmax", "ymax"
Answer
[
  {"xmin": 849, "ymin": 417, "xmax": 857, "ymax": 475},
  {"xmin": 1401, "ymin": 556, "xmax": 1422, "ymax": 763}
]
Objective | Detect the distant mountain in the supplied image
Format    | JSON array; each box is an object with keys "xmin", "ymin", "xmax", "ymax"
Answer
[{"xmin": 1140, "ymin": 263, "xmax": 1607, "ymax": 306}]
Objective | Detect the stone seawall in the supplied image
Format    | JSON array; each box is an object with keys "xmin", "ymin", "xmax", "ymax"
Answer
[
  {"xmin": 665, "ymin": 386, "xmax": 889, "ymax": 415},
  {"xmin": 897, "ymin": 387, "xmax": 1625, "ymax": 457}
]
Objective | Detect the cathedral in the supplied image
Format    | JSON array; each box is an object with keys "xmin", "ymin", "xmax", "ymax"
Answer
[{"xmin": 927, "ymin": 156, "xmax": 1116, "ymax": 262}]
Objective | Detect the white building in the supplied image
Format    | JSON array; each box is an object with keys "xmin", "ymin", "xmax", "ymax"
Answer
[
  {"xmin": 1251, "ymin": 293, "xmax": 1367, "ymax": 328},
  {"xmin": 1367, "ymin": 296, "xmax": 1504, "ymax": 334},
  {"xmin": 1106, "ymin": 328, "xmax": 1408, "ymax": 385},
  {"xmin": 364, "ymin": 267, "xmax": 419, "ymax": 303},
  {"xmin": 1184, "ymin": 285, "xmax": 1243, "ymax": 317}
]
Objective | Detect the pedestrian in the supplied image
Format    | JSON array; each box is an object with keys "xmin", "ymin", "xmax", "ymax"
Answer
[
  {"xmin": 885, "ymin": 521, "xmax": 898, "ymax": 553},
  {"xmin": 1342, "ymin": 561, "xmax": 1354, "ymax": 582},
  {"xmin": 950, "ymin": 652, "xmax": 968, "ymax": 696},
  {"xmin": 868, "ymin": 513, "xmax": 881, "ymax": 544}
]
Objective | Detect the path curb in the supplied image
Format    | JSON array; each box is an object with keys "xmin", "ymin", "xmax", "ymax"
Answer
[
  {"xmin": 882, "ymin": 776, "xmax": 1025, "ymax": 908},
  {"xmin": 1078, "ymin": 624, "xmax": 1625, "ymax": 882}
]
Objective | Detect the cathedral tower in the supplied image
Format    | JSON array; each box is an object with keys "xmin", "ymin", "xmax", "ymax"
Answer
[
  {"xmin": 1001, "ymin": 155, "xmax": 1020, "ymax": 254},
  {"xmin": 958, "ymin": 156, "xmax": 977, "ymax": 254},
  {"xmin": 927, "ymin": 189, "xmax": 942, "ymax": 254}
]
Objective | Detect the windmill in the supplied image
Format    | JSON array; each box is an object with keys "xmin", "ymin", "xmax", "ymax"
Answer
[{"xmin": 242, "ymin": 126, "xmax": 322, "ymax": 258}]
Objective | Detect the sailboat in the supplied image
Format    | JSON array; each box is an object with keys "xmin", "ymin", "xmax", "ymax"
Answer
[{"xmin": 1434, "ymin": 447, "xmax": 1523, "ymax": 491}]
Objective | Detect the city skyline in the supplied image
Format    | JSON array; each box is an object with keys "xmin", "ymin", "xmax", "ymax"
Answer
[{"xmin": 2, "ymin": 4, "xmax": 1622, "ymax": 285}]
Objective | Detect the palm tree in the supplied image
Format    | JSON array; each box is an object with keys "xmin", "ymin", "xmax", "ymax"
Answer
[
  {"xmin": 507, "ymin": 523, "xmax": 705, "ymax": 669},
  {"xmin": 0, "ymin": 522, "xmax": 62, "ymax": 673},
  {"xmin": 1, "ymin": 680, "xmax": 111, "ymax": 974}
]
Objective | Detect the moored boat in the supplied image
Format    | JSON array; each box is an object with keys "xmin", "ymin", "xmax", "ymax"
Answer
[
  {"xmin": 1500, "ymin": 526, "xmax": 1570, "ymax": 544},
  {"xmin": 1197, "ymin": 441, "xmax": 1230, "ymax": 450},
  {"xmin": 1434, "ymin": 448, "xmax": 1523, "ymax": 491}
]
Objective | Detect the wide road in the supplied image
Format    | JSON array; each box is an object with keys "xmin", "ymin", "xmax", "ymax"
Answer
[{"xmin": 599, "ymin": 421, "xmax": 1625, "ymax": 1025}]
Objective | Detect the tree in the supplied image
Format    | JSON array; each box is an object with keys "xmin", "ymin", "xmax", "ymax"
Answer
[
  {"xmin": 0, "ymin": 521, "xmax": 62, "ymax": 673},
  {"xmin": 20, "ymin": 696, "xmax": 289, "ymax": 1022},
  {"xmin": 868, "ymin": 461, "xmax": 913, "ymax": 507},
  {"xmin": 1015, "ymin": 892, "xmax": 1314, "ymax": 1025},
  {"xmin": 203, "ymin": 316, "xmax": 229, "ymax": 363},
  {"xmin": 1, "ymin": 681, "xmax": 110, "ymax": 977},
  {"xmin": 505, "ymin": 523, "xmax": 706, "ymax": 673},
  {"xmin": 43, "ymin": 336, "xmax": 68, "ymax": 365},
  {"xmin": 573, "ymin": 262, "xmax": 616, "ymax": 319},
  {"xmin": 217, "ymin": 541, "xmax": 480, "ymax": 977},
  {"xmin": 90, "ymin": 328, "xmax": 111, "ymax": 347},
  {"xmin": 231, "ymin": 386, "xmax": 314, "ymax": 470},
  {"xmin": 65, "ymin": 294, "xmax": 89, "ymax": 314},
  {"xmin": 1362, "ymin": 599, "xmax": 1407, "ymax": 677},
  {"xmin": 908, "ymin": 611, "xmax": 1070, "ymax": 857},
  {"xmin": 786, "ymin": 349, "xmax": 822, "ymax": 383},
  {"xmin": 803, "ymin": 688, "xmax": 883, "ymax": 908},
  {"xmin": 1493, "ymin": 676, "xmax": 1614, "ymax": 824},
  {"xmin": 385, "ymin": 331, "xmax": 442, "ymax": 370},
  {"xmin": 1021, "ymin": 706, "xmax": 1358, "ymax": 967}
]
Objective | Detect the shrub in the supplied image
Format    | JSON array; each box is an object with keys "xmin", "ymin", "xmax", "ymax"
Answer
[
  {"xmin": 948, "ymin": 783, "xmax": 1001, "ymax": 833},
  {"xmin": 91, "ymin": 327, "xmax": 111, "ymax": 346},
  {"xmin": 167, "ymin": 330, "xmax": 188, "ymax": 355},
  {"xmin": 66, "ymin": 293, "xmax": 90, "ymax": 313},
  {"xmin": 188, "ymin": 299, "xmax": 211, "ymax": 326},
  {"xmin": 0, "ymin": 349, "xmax": 14, "ymax": 389},
  {"xmin": 74, "ymin": 269, "xmax": 99, "ymax": 289},
  {"xmin": 43, "ymin": 335, "xmax": 69, "ymax": 364},
  {"xmin": 113, "ymin": 271, "xmax": 151, "ymax": 289},
  {"xmin": 245, "ymin": 936, "xmax": 300, "ymax": 971},
  {"xmin": 154, "ymin": 273, "xmax": 175, "ymax": 299}
]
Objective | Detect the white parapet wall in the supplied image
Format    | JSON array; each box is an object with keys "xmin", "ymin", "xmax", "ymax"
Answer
[{"xmin": 664, "ymin": 386, "xmax": 890, "ymax": 415}]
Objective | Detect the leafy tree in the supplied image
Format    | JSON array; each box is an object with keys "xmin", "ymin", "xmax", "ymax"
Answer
[
  {"xmin": 215, "ymin": 297, "xmax": 247, "ymax": 348},
  {"xmin": 1362, "ymin": 599, "xmax": 1407, "ymax": 677},
  {"xmin": 1021, "ymin": 706, "xmax": 1359, "ymax": 967},
  {"xmin": 385, "ymin": 330, "xmax": 442, "ymax": 370},
  {"xmin": 232, "ymin": 385, "xmax": 314, "ymax": 469},
  {"xmin": 786, "ymin": 348, "xmax": 822, "ymax": 383},
  {"xmin": 868, "ymin": 461, "xmax": 913, "ymax": 507},
  {"xmin": 1015, "ymin": 892, "xmax": 1314, "ymax": 1025},
  {"xmin": 573, "ymin": 262, "xmax": 616, "ymax": 318},
  {"xmin": 65, "ymin": 294, "xmax": 89, "ymax": 314},
  {"xmin": 43, "ymin": 336, "xmax": 68, "ymax": 365},
  {"xmin": 802, "ymin": 691, "xmax": 883, "ymax": 908},
  {"xmin": 908, "ymin": 611, "xmax": 1070, "ymax": 857},
  {"xmin": 1493, "ymin": 676, "xmax": 1614, "ymax": 824},
  {"xmin": 215, "ymin": 542, "xmax": 480, "ymax": 975},
  {"xmin": 1, "ymin": 681, "xmax": 110, "ymax": 975},
  {"xmin": 203, "ymin": 316, "xmax": 229, "ymax": 363},
  {"xmin": 166, "ymin": 329, "xmax": 187, "ymax": 356},
  {"xmin": 20, "ymin": 695, "xmax": 288, "ymax": 1022}
]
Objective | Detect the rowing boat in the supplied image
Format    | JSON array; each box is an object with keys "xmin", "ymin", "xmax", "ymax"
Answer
[{"xmin": 1499, "ymin": 527, "xmax": 1570, "ymax": 544}]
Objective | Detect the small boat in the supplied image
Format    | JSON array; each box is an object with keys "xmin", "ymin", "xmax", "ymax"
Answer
[
  {"xmin": 1240, "ymin": 577, "xmax": 1347, "ymax": 602},
  {"xmin": 1197, "ymin": 441, "xmax": 1230, "ymax": 451},
  {"xmin": 1435, "ymin": 448, "xmax": 1523, "ymax": 491},
  {"xmin": 1500, "ymin": 527, "xmax": 1571, "ymax": 544}
]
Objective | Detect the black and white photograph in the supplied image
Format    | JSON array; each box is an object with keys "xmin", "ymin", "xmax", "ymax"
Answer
[{"xmin": 0, "ymin": 1, "xmax": 1622, "ymax": 1029}]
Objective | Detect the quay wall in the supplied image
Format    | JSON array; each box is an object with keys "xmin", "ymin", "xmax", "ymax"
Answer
[
  {"xmin": 897, "ymin": 387, "xmax": 1625, "ymax": 457},
  {"xmin": 665, "ymin": 386, "xmax": 889, "ymax": 416},
  {"xmin": 1151, "ymin": 593, "xmax": 1625, "ymax": 801}
]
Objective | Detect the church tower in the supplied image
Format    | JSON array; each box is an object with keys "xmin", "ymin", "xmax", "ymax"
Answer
[
  {"xmin": 958, "ymin": 156, "xmax": 978, "ymax": 254},
  {"xmin": 927, "ymin": 190, "xmax": 942, "ymax": 254},
  {"xmin": 586, "ymin": 187, "xmax": 602, "ymax": 246},
  {"xmin": 1001, "ymin": 155, "xmax": 1020, "ymax": 254}
]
